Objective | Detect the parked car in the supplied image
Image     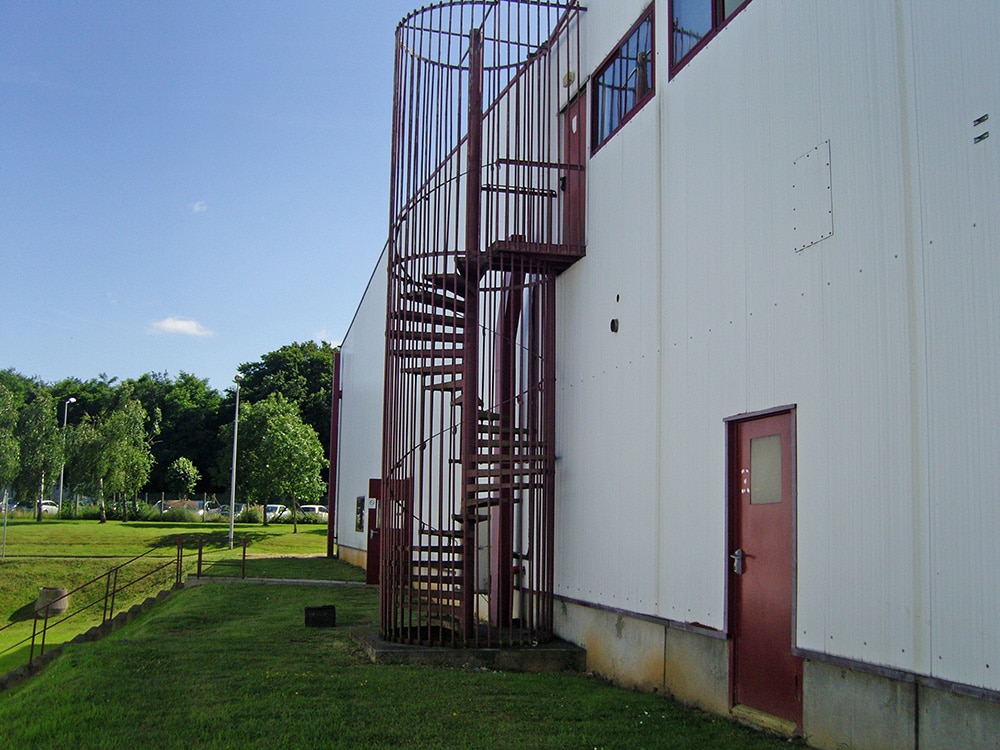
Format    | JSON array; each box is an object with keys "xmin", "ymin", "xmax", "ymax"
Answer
[
  {"xmin": 40, "ymin": 501, "xmax": 60, "ymax": 515},
  {"xmin": 265, "ymin": 504, "xmax": 289, "ymax": 521},
  {"xmin": 299, "ymin": 504, "xmax": 328, "ymax": 522},
  {"xmin": 219, "ymin": 503, "xmax": 247, "ymax": 516}
]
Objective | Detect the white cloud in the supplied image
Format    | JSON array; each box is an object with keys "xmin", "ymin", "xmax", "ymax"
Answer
[
  {"xmin": 150, "ymin": 317, "xmax": 215, "ymax": 337},
  {"xmin": 191, "ymin": 201, "xmax": 208, "ymax": 213}
]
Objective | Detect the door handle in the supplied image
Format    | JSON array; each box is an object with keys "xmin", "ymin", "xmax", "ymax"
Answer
[{"xmin": 730, "ymin": 548, "xmax": 745, "ymax": 575}]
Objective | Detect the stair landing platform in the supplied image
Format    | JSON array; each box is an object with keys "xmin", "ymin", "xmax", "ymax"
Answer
[{"xmin": 351, "ymin": 625, "xmax": 586, "ymax": 673}]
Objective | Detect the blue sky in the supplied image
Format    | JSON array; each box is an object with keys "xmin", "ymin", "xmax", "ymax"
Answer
[{"xmin": 1, "ymin": 0, "xmax": 418, "ymax": 391}]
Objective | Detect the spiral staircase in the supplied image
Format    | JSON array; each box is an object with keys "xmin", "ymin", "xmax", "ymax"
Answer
[{"xmin": 381, "ymin": 0, "xmax": 585, "ymax": 647}]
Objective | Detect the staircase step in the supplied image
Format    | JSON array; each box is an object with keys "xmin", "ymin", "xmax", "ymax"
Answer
[
  {"xmin": 402, "ymin": 289, "xmax": 466, "ymax": 314},
  {"xmin": 454, "ymin": 512, "xmax": 490, "ymax": 523},
  {"xmin": 390, "ymin": 346, "xmax": 464, "ymax": 362},
  {"xmin": 389, "ymin": 309, "xmax": 464, "ymax": 330},
  {"xmin": 411, "ymin": 543, "xmax": 463, "ymax": 552},
  {"xmin": 471, "ymin": 465, "xmax": 546, "ymax": 478},
  {"xmin": 388, "ymin": 328, "xmax": 463, "ymax": 345},
  {"xmin": 402, "ymin": 362, "xmax": 464, "ymax": 377},
  {"xmin": 410, "ymin": 572, "xmax": 463, "ymax": 584},
  {"xmin": 420, "ymin": 527, "xmax": 464, "ymax": 538},
  {"xmin": 425, "ymin": 273, "xmax": 466, "ymax": 296},
  {"xmin": 465, "ymin": 495, "xmax": 522, "ymax": 509},
  {"xmin": 467, "ymin": 479, "xmax": 545, "ymax": 493},
  {"xmin": 425, "ymin": 378, "xmax": 463, "ymax": 392}
]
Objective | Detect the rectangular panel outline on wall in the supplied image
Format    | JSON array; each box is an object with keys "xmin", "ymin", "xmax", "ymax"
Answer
[{"xmin": 791, "ymin": 139, "xmax": 835, "ymax": 252}]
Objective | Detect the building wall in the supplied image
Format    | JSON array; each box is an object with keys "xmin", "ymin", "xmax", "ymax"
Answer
[
  {"xmin": 334, "ymin": 248, "xmax": 387, "ymax": 560},
  {"xmin": 550, "ymin": 0, "xmax": 1000, "ymax": 742},
  {"xmin": 334, "ymin": 0, "xmax": 999, "ymax": 745}
]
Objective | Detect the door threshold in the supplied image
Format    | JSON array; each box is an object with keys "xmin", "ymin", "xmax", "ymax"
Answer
[{"xmin": 730, "ymin": 704, "xmax": 798, "ymax": 737}]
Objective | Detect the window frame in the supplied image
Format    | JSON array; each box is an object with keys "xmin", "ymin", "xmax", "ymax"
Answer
[
  {"xmin": 590, "ymin": 3, "xmax": 656, "ymax": 155},
  {"xmin": 669, "ymin": 0, "xmax": 754, "ymax": 77}
]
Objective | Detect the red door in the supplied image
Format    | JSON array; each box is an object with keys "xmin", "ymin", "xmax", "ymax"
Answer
[
  {"xmin": 562, "ymin": 92, "xmax": 586, "ymax": 247},
  {"xmin": 366, "ymin": 479, "xmax": 381, "ymax": 585},
  {"xmin": 729, "ymin": 410, "xmax": 801, "ymax": 728}
]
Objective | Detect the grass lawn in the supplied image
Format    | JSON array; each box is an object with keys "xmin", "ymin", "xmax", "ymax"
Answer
[
  {"xmin": 0, "ymin": 519, "xmax": 357, "ymax": 674},
  {"xmin": 0, "ymin": 582, "xmax": 802, "ymax": 749},
  {"xmin": 1, "ymin": 520, "xmax": 803, "ymax": 748}
]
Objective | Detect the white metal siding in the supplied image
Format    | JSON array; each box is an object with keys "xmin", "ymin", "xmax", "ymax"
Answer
[
  {"xmin": 552, "ymin": 0, "xmax": 999, "ymax": 691},
  {"xmin": 335, "ymin": 250, "xmax": 388, "ymax": 552}
]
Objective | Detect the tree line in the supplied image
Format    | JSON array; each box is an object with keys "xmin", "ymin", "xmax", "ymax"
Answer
[{"xmin": 0, "ymin": 341, "xmax": 335, "ymax": 519}]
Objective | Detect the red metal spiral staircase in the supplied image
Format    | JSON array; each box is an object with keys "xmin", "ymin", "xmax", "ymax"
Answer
[{"xmin": 381, "ymin": 0, "xmax": 585, "ymax": 647}]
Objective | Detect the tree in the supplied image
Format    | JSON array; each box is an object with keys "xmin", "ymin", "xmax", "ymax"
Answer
[
  {"xmin": 100, "ymin": 392, "xmax": 156, "ymax": 521},
  {"xmin": 13, "ymin": 391, "xmax": 62, "ymax": 521},
  {"xmin": 236, "ymin": 393, "xmax": 326, "ymax": 531},
  {"xmin": 128, "ymin": 372, "xmax": 222, "ymax": 494},
  {"xmin": 166, "ymin": 457, "xmax": 200, "ymax": 499},
  {"xmin": 235, "ymin": 341, "xmax": 335, "ymax": 469},
  {"xmin": 65, "ymin": 416, "xmax": 105, "ymax": 517},
  {"xmin": 0, "ymin": 385, "xmax": 20, "ymax": 511}
]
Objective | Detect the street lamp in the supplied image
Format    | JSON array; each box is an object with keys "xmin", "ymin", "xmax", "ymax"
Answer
[
  {"xmin": 227, "ymin": 375, "xmax": 243, "ymax": 550},
  {"xmin": 58, "ymin": 397, "xmax": 77, "ymax": 515}
]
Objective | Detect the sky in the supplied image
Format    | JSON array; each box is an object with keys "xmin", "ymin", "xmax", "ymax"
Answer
[{"xmin": 1, "ymin": 0, "xmax": 420, "ymax": 392}]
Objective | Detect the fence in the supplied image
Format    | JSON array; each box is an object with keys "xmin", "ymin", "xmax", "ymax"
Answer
[{"xmin": 0, "ymin": 540, "xmax": 186, "ymax": 671}]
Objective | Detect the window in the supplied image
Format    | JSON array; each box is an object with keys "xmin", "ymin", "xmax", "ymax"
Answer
[
  {"xmin": 671, "ymin": 0, "xmax": 751, "ymax": 73},
  {"xmin": 591, "ymin": 5, "xmax": 654, "ymax": 152}
]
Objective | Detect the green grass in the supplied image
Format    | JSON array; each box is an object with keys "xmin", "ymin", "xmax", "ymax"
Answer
[
  {"xmin": 0, "ymin": 521, "xmax": 800, "ymax": 748},
  {"xmin": 0, "ymin": 517, "xmax": 329, "ymax": 558},
  {"xmin": 0, "ymin": 583, "xmax": 801, "ymax": 749},
  {"xmin": 0, "ymin": 519, "xmax": 353, "ymax": 674}
]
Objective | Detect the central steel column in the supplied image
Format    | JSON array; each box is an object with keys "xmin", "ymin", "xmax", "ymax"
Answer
[{"xmin": 460, "ymin": 27, "xmax": 484, "ymax": 641}]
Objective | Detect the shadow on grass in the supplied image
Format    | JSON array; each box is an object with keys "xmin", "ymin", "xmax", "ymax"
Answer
[
  {"xmin": 142, "ymin": 529, "xmax": 275, "ymax": 550},
  {"xmin": 7, "ymin": 600, "xmax": 37, "ymax": 624}
]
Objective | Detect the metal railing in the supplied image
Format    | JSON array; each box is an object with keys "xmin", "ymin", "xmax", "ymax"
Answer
[
  {"xmin": 0, "ymin": 540, "xmax": 186, "ymax": 670},
  {"xmin": 195, "ymin": 537, "xmax": 248, "ymax": 579}
]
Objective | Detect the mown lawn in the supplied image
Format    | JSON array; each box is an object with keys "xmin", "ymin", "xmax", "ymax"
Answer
[
  {"xmin": 0, "ymin": 582, "xmax": 802, "ymax": 750},
  {"xmin": 0, "ymin": 519, "xmax": 355, "ymax": 673}
]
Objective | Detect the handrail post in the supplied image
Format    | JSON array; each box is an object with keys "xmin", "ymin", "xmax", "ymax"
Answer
[
  {"xmin": 103, "ymin": 571, "xmax": 112, "ymax": 623},
  {"xmin": 39, "ymin": 605, "xmax": 50, "ymax": 656},
  {"xmin": 108, "ymin": 568, "xmax": 119, "ymax": 620},
  {"xmin": 29, "ymin": 614, "xmax": 39, "ymax": 667},
  {"xmin": 197, "ymin": 537, "xmax": 204, "ymax": 578},
  {"xmin": 241, "ymin": 537, "xmax": 248, "ymax": 579}
]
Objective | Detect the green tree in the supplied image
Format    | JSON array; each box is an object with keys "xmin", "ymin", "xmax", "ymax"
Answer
[
  {"xmin": 127, "ymin": 372, "xmax": 222, "ymax": 493},
  {"xmin": 0, "ymin": 385, "xmax": 20, "ymax": 511},
  {"xmin": 166, "ymin": 457, "xmax": 200, "ymax": 499},
  {"xmin": 236, "ymin": 393, "xmax": 326, "ymax": 531},
  {"xmin": 235, "ymin": 341, "xmax": 335, "ymax": 469},
  {"xmin": 65, "ymin": 416, "xmax": 105, "ymax": 516},
  {"xmin": 13, "ymin": 391, "xmax": 63, "ymax": 521},
  {"xmin": 100, "ymin": 393, "xmax": 156, "ymax": 521}
]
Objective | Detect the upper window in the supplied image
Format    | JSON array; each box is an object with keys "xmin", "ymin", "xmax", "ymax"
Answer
[
  {"xmin": 671, "ymin": 0, "xmax": 751, "ymax": 73},
  {"xmin": 591, "ymin": 5, "xmax": 655, "ymax": 153}
]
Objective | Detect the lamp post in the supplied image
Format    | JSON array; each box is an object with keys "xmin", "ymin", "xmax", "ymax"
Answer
[
  {"xmin": 58, "ymin": 397, "xmax": 77, "ymax": 516},
  {"xmin": 227, "ymin": 375, "xmax": 243, "ymax": 550}
]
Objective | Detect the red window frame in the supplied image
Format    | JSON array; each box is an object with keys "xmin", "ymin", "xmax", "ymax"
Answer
[
  {"xmin": 669, "ymin": 0, "xmax": 754, "ymax": 77},
  {"xmin": 590, "ymin": 4, "xmax": 655, "ymax": 155}
]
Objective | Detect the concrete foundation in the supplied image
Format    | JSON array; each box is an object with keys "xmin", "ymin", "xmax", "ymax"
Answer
[
  {"xmin": 352, "ymin": 625, "xmax": 586, "ymax": 673},
  {"xmin": 554, "ymin": 599, "xmax": 1000, "ymax": 749}
]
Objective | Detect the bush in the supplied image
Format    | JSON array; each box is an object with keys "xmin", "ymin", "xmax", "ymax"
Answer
[
  {"xmin": 162, "ymin": 507, "xmax": 200, "ymax": 523},
  {"xmin": 235, "ymin": 506, "xmax": 262, "ymax": 524}
]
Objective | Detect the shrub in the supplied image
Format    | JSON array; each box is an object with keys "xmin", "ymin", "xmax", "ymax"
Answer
[
  {"xmin": 162, "ymin": 507, "xmax": 200, "ymax": 523},
  {"xmin": 235, "ymin": 506, "xmax": 262, "ymax": 524}
]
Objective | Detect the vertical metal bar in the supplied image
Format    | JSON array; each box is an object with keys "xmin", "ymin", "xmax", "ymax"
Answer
[
  {"xmin": 242, "ymin": 537, "xmax": 248, "ymax": 578},
  {"xmin": 197, "ymin": 538, "xmax": 204, "ymax": 578},
  {"xmin": 461, "ymin": 24, "xmax": 485, "ymax": 644},
  {"xmin": 327, "ymin": 350, "xmax": 342, "ymax": 558}
]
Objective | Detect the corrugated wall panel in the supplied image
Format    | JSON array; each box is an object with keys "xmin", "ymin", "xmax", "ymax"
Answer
[
  {"xmin": 909, "ymin": 0, "xmax": 1000, "ymax": 691},
  {"xmin": 335, "ymin": 250, "xmax": 388, "ymax": 552},
  {"xmin": 555, "ymin": 4, "xmax": 661, "ymax": 611}
]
